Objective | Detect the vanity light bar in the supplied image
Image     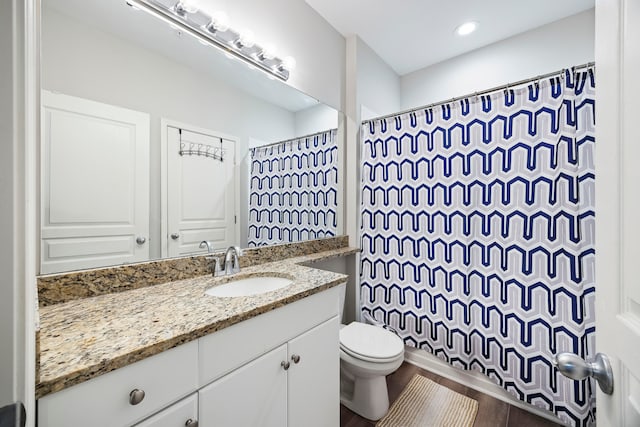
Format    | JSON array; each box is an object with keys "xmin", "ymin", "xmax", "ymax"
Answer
[{"xmin": 125, "ymin": 0, "xmax": 292, "ymax": 81}]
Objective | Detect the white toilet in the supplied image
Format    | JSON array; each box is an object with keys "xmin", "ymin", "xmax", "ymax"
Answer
[{"xmin": 339, "ymin": 321, "xmax": 405, "ymax": 421}]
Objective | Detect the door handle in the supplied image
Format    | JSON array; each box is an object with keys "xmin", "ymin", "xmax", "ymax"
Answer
[
  {"xmin": 171, "ymin": 233, "xmax": 180, "ymax": 240},
  {"xmin": 135, "ymin": 236, "xmax": 146, "ymax": 245},
  {"xmin": 554, "ymin": 352, "xmax": 614, "ymax": 395},
  {"xmin": 0, "ymin": 402, "xmax": 26, "ymax": 427}
]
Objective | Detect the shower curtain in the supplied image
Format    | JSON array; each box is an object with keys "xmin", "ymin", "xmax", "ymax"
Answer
[
  {"xmin": 360, "ymin": 69, "xmax": 595, "ymax": 426},
  {"xmin": 248, "ymin": 129, "xmax": 338, "ymax": 247}
]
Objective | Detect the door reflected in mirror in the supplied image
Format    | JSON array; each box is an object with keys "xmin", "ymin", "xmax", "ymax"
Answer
[{"xmin": 40, "ymin": 0, "xmax": 342, "ymax": 274}]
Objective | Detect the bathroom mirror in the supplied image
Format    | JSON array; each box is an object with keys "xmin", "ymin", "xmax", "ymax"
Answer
[{"xmin": 39, "ymin": 0, "xmax": 343, "ymax": 274}]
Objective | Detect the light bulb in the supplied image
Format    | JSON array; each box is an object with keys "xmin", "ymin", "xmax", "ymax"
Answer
[
  {"xmin": 281, "ymin": 56, "xmax": 296, "ymax": 71},
  {"xmin": 260, "ymin": 44, "xmax": 277, "ymax": 60},
  {"xmin": 237, "ymin": 30, "xmax": 256, "ymax": 48},
  {"xmin": 174, "ymin": 1, "xmax": 198, "ymax": 16},
  {"xmin": 208, "ymin": 11, "xmax": 229, "ymax": 32},
  {"xmin": 455, "ymin": 21, "xmax": 478, "ymax": 36}
]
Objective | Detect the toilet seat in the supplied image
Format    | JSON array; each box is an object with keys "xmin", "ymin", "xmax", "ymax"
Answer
[{"xmin": 339, "ymin": 322, "xmax": 404, "ymax": 363}]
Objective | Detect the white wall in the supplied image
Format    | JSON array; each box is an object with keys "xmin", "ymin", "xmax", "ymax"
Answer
[
  {"xmin": 42, "ymin": 8, "xmax": 302, "ymax": 260},
  {"xmin": 344, "ymin": 36, "xmax": 402, "ymax": 243},
  {"xmin": 207, "ymin": 0, "xmax": 345, "ymax": 110},
  {"xmin": 0, "ymin": 0, "xmax": 18, "ymax": 409},
  {"xmin": 0, "ymin": 0, "xmax": 34, "ymax": 423},
  {"xmin": 356, "ymin": 37, "xmax": 401, "ymax": 119},
  {"xmin": 294, "ymin": 104, "xmax": 339, "ymax": 136},
  {"xmin": 401, "ymin": 9, "xmax": 595, "ymax": 109}
]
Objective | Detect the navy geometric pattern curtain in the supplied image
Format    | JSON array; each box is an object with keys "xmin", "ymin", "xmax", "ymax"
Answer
[
  {"xmin": 360, "ymin": 69, "xmax": 595, "ymax": 426},
  {"xmin": 248, "ymin": 129, "xmax": 338, "ymax": 246}
]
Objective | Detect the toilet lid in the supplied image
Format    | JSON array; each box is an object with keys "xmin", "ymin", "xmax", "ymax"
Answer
[{"xmin": 339, "ymin": 322, "xmax": 404, "ymax": 361}]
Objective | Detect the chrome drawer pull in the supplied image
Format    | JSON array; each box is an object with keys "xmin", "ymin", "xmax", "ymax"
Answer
[{"xmin": 128, "ymin": 389, "xmax": 145, "ymax": 405}]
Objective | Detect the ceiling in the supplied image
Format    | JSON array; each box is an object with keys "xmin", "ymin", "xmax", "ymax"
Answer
[{"xmin": 305, "ymin": 0, "xmax": 595, "ymax": 76}]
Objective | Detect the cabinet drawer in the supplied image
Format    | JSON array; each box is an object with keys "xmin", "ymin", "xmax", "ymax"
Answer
[
  {"xmin": 199, "ymin": 284, "xmax": 342, "ymax": 386},
  {"xmin": 38, "ymin": 340, "xmax": 198, "ymax": 427},
  {"xmin": 134, "ymin": 393, "xmax": 198, "ymax": 427}
]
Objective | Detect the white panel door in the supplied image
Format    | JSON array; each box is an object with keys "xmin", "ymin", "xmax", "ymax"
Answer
[
  {"xmin": 41, "ymin": 91, "xmax": 150, "ymax": 274},
  {"xmin": 166, "ymin": 126, "xmax": 236, "ymax": 257},
  {"xmin": 595, "ymin": 0, "xmax": 640, "ymax": 425},
  {"xmin": 287, "ymin": 316, "xmax": 340, "ymax": 427},
  {"xmin": 198, "ymin": 344, "xmax": 288, "ymax": 427}
]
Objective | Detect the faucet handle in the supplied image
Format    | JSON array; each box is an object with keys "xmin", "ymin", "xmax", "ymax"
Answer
[
  {"xmin": 205, "ymin": 255, "xmax": 223, "ymax": 277},
  {"xmin": 200, "ymin": 240, "xmax": 214, "ymax": 253},
  {"xmin": 223, "ymin": 246, "xmax": 243, "ymax": 275},
  {"xmin": 232, "ymin": 246, "xmax": 243, "ymax": 271}
]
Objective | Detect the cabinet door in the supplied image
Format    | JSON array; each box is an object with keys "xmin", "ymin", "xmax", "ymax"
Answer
[
  {"xmin": 134, "ymin": 394, "xmax": 198, "ymax": 427},
  {"xmin": 287, "ymin": 316, "xmax": 340, "ymax": 427},
  {"xmin": 199, "ymin": 344, "xmax": 287, "ymax": 427}
]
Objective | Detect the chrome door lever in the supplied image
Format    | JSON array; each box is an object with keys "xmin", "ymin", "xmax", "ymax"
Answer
[{"xmin": 554, "ymin": 352, "xmax": 614, "ymax": 395}]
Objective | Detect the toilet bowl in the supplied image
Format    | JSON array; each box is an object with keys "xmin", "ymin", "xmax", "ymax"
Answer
[{"xmin": 339, "ymin": 321, "xmax": 404, "ymax": 421}]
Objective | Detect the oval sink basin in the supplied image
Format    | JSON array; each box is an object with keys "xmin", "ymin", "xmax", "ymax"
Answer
[{"xmin": 205, "ymin": 276, "xmax": 293, "ymax": 298}]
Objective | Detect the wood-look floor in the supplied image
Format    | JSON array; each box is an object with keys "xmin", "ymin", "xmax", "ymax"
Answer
[{"xmin": 340, "ymin": 362, "xmax": 562, "ymax": 427}]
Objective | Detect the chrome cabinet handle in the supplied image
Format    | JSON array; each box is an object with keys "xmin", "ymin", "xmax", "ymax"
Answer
[
  {"xmin": 291, "ymin": 354, "xmax": 301, "ymax": 364},
  {"xmin": 129, "ymin": 389, "xmax": 145, "ymax": 405},
  {"xmin": 171, "ymin": 233, "xmax": 180, "ymax": 240},
  {"xmin": 554, "ymin": 352, "xmax": 614, "ymax": 395},
  {"xmin": 135, "ymin": 237, "xmax": 146, "ymax": 245},
  {"xmin": 185, "ymin": 419, "xmax": 198, "ymax": 427},
  {"xmin": 281, "ymin": 361, "xmax": 290, "ymax": 371}
]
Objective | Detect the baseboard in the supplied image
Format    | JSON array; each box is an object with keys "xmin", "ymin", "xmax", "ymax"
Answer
[{"xmin": 403, "ymin": 347, "xmax": 566, "ymax": 425}]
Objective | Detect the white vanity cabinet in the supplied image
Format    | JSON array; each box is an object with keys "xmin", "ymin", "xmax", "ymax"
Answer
[
  {"xmin": 198, "ymin": 316, "xmax": 340, "ymax": 427},
  {"xmin": 37, "ymin": 285, "xmax": 343, "ymax": 427}
]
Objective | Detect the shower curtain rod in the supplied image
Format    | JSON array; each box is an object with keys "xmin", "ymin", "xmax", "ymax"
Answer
[
  {"xmin": 361, "ymin": 61, "xmax": 595, "ymax": 125},
  {"xmin": 252, "ymin": 128, "xmax": 337, "ymax": 150}
]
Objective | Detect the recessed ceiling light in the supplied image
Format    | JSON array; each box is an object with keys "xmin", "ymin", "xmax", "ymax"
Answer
[{"xmin": 455, "ymin": 21, "xmax": 478, "ymax": 36}]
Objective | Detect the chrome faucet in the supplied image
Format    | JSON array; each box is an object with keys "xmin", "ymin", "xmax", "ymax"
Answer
[
  {"xmin": 200, "ymin": 240, "xmax": 222, "ymax": 277},
  {"xmin": 223, "ymin": 246, "xmax": 242, "ymax": 275}
]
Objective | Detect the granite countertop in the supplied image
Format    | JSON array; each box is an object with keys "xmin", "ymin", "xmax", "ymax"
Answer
[{"xmin": 36, "ymin": 247, "xmax": 359, "ymax": 398}]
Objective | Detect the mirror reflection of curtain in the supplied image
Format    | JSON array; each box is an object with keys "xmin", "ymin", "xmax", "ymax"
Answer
[{"xmin": 248, "ymin": 129, "xmax": 338, "ymax": 247}]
